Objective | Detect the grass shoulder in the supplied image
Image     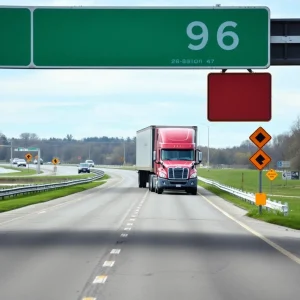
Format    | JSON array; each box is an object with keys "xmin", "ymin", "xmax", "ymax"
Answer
[
  {"xmin": 197, "ymin": 168, "xmax": 300, "ymax": 197},
  {"xmin": 0, "ymin": 179, "xmax": 108, "ymax": 213},
  {"xmin": 0, "ymin": 165, "xmax": 39, "ymax": 176},
  {"xmin": 198, "ymin": 181, "xmax": 300, "ymax": 230}
]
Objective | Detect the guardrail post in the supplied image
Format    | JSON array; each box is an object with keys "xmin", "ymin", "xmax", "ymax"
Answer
[{"xmin": 284, "ymin": 202, "xmax": 289, "ymax": 216}]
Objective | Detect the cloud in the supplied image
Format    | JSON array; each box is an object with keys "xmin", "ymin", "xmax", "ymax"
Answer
[
  {"xmin": 0, "ymin": 0, "xmax": 299, "ymax": 148},
  {"xmin": 0, "ymin": 69, "xmax": 207, "ymax": 97}
]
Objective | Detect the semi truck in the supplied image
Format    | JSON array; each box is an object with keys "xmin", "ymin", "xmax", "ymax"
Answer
[{"xmin": 136, "ymin": 125, "xmax": 202, "ymax": 195}]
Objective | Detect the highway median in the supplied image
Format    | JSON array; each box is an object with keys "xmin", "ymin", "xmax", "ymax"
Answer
[
  {"xmin": 0, "ymin": 165, "xmax": 42, "ymax": 176},
  {"xmin": 0, "ymin": 172, "xmax": 110, "ymax": 213}
]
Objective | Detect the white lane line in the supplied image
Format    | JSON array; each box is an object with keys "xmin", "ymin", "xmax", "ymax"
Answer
[
  {"xmin": 93, "ymin": 275, "xmax": 107, "ymax": 283},
  {"xmin": 121, "ymin": 233, "xmax": 128, "ymax": 237},
  {"xmin": 127, "ymin": 223, "xmax": 133, "ymax": 226},
  {"xmin": 103, "ymin": 261, "xmax": 115, "ymax": 267},
  {"xmin": 111, "ymin": 249, "xmax": 121, "ymax": 254},
  {"xmin": 124, "ymin": 227, "xmax": 131, "ymax": 231},
  {"xmin": 37, "ymin": 210, "xmax": 46, "ymax": 214},
  {"xmin": 199, "ymin": 191, "xmax": 300, "ymax": 265},
  {"xmin": 130, "ymin": 218, "xmax": 135, "ymax": 221}
]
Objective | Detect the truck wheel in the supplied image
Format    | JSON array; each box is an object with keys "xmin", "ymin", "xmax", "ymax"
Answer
[
  {"xmin": 151, "ymin": 178, "xmax": 155, "ymax": 192},
  {"xmin": 138, "ymin": 173, "xmax": 143, "ymax": 188},
  {"xmin": 148, "ymin": 175, "xmax": 153, "ymax": 191},
  {"xmin": 191, "ymin": 189, "xmax": 198, "ymax": 195},
  {"xmin": 157, "ymin": 188, "xmax": 163, "ymax": 194}
]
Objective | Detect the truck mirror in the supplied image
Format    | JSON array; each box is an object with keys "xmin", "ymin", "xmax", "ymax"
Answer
[
  {"xmin": 153, "ymin": 150, "xmax": 156, "ymax": 161},
  {"xmin": 198, "ymin": 151, "xmax": 203, "ymax": 163}
]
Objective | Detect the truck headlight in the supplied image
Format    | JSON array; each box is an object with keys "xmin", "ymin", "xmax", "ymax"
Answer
[
  {"xmin": 158, "ymin": 171, "xmax": 167, "ymax": 178},
  {"xmin": 190, "ymin": 172, "xmax": 197, "ymax": 178}
]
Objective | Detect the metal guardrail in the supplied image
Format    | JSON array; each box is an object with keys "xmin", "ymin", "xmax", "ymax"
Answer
[
  {"xmin": 0, "ymin": 169, "xmax": 105, "ymax": 199},
  {"xmin": 198, "ymin": 176, "xmax": 289, "ymax": 216}
]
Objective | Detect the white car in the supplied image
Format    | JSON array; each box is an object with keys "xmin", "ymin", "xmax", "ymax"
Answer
[
  {"xmin": 12, "ymin": 158, "xmax": 19, "ymax": 164},
  {"xmin": 34, "ymin": 158, "xmax": 43, "ymax": 165},
  {"xmin": 17, "ymin": 159, "xmax": 27, "ymax": 167},
  {"xmin": 85, "ymin": 160, "xmax": 95, "ymax": 167}
]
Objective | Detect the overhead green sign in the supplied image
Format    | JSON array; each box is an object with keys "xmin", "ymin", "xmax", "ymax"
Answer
[
  {"xmin": 0, "ymin": 8, "xmax": 31, "ymax": 67},
  {"xmin": 14, "ymin": 147, "xmax": 38, "ymax": 151},
  {"xmin": 0, "ymin": 6, "xmax": 270, "ymax": 69}
]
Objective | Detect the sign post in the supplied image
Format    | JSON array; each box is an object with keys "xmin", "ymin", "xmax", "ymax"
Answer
[
  {"xmin": 52, "ymin": 157, "xmax": 60, "ymax": 175},
  {"xmin": 25, "ymin": 153, "xmax": 32, "ymax": 173},
  {"xmin": 249, "ymin": 126, "xmax": 272, "ymax": 214}
]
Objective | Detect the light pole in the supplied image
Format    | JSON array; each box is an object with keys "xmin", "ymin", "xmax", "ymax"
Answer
[
  {"xmin": 10, "ymin": 139, "xmax": 13, "ymax": 165},
  {"xmin": 123, "ymin": 141, "xmax": 126, "ymax": 166}
]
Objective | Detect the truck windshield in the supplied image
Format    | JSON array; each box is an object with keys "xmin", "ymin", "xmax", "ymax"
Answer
[{"xmin": 161, "ymin": 150, "xmax": 194, "ymax": 161}]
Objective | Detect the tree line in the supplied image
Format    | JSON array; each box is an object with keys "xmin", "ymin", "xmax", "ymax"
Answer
[{"xmin": 0, "ymin": 116, "xmax": 299, "ymax": 168}]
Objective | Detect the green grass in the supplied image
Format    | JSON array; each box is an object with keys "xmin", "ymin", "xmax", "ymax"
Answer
[
  {"xmin": 0, "ymin": 165, "xmax": 38, "ymax": 176},
  {"xmin": 197, "ymin": 168, "xmax": 300, "ymax": 196},
  {"xmin": 0, "ymin": 179, "xmax": 108, "ymax": 213},
  {"xmin": 198, "ymin": 169, "xmax": 300, "ymax": 230}
]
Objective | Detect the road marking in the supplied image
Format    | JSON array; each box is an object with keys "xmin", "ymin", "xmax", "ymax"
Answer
[
  {"xmin": 0, "ymin": 173, "xmax": 125, "ymax": 228},
  {"xmin": 93, "ymin": 275, "xmax": 107, "ymax": 284},
  {"xmin": 37, "ymin": 210, "xmax": 46, "ymax": 214},
  {"xmin": 103, "ymin": 261, "xmax": 115, "ymax": 267},
  {"xmin": 82, "ymin": 298, "xmax": 96, "ymax": 300},
  {"xmin": 121, "ymin": 233, "xmax": 128, "ymax": 237},
  {"xmin": 131, "ymin": 215, "xmax": 137, "ymax": 218},
  {"xmin": 199, "ymin": 191, "xmax": 300, "ymax": 265},
  {"xmin": 124, "ymin": 227, "xmax": 131, "ymax": 231},
  {"xmin": 111, "ymin": 249, "xmax": 121, "ymax": 254},
  {"xmin": 130, "ymin": 218, "xmax": 135, "ymax": 221},
  {"xmin": 127, "ymin": 223, "xmax": 133, "ymax": 226}
]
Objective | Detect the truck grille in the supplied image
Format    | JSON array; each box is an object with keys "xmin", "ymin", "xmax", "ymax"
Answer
[{"xmin": 168, "ymin": 168, "xmax": 189, "ymax": 179}]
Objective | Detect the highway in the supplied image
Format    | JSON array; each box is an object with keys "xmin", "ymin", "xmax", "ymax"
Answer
[{"xmin": 0, "ymin": 167, "xmax": 300, "ymax": 300}]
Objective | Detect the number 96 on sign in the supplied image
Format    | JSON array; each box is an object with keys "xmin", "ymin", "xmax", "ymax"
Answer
[{"xmin": 176, "ymin": 8, "xmax": 269, "ymax": 68}]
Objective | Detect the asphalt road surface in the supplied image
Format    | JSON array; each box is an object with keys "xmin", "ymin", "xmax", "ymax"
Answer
[{"xmin": 0, "ymin": 167, "xmax": 299, "ymax": 300}]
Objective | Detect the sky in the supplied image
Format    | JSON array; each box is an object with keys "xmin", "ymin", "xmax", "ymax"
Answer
[{"xmin": 0, "ymin": 0, "xmax": 299, "ymax": 148}]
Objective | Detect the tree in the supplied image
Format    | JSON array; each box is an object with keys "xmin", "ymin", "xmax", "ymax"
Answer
[
  {"xmin": 19, "ymin": 132, "xmax": 39, "ymax": 147},
  {"xmin": 65, "ymin": 134, "xmax": 73, "ymax": 142}
]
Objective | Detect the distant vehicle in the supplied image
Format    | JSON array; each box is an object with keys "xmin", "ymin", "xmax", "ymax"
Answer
[
  {"xmin": 34, "ymin": 158, "xmax": 44, "ymax": 165},
  {"xmin": 85, "ymin": 159, "xmax": 95, "ymax": 167},
  {"xmin": 17, "ymin": 159, "xmax": 27, "ymax": 167},
  {"xmin": 78, "ymin": 163, "xmax": 90, "ymax": 174},
  {"xmin": 12, "ymin": 158, "xmax": 19, "ymax": 164}
]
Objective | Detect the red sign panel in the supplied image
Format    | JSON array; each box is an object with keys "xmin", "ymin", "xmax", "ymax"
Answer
[{"xmin": 207, "ymin": 73, "xmax": 272, "ymax": 122}]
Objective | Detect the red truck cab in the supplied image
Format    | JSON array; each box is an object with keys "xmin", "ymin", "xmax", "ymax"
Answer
[{"xmin": 136, "ymin": 125, "xmax": 202, "ymax": 195}]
